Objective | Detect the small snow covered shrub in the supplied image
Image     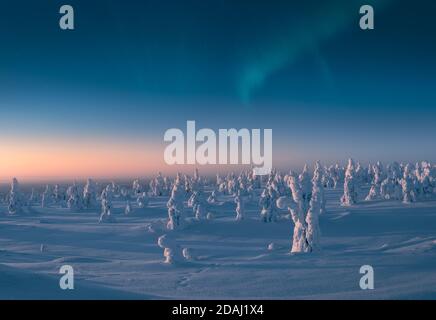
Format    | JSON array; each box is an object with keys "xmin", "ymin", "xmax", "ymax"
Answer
[
  {"xmin": 124, "ymin": 200, "xmax": 132, "ymax": 215},
  {"xmin": 157, "ymin": 234, "xmax": 182, "ymax": 264},
  {"xmin": 182, "ymin": 247, "xmax": 193, "ymax": 261},
  {"xmin": 267, "ymin": 243, "xmax": 276, "ymax": 251}
]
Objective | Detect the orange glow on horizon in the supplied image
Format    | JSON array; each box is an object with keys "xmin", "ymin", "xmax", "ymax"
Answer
[
  {"xmin": 0, "ymin": 137, "xmax": 164, "ymax": 182},
  {"xmin": 0, "ymin": 137, "xmax": 297, "ymax": 183}
]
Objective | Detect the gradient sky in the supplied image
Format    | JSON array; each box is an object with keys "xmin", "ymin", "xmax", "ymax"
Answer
[{"xmin": 0, "ymin": 0, "xmax": 435, "ymax": 180}]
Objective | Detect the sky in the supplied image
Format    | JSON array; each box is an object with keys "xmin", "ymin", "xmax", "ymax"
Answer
[{"xmin": 0, "ymin": 0, "xmax": 435, "ymax": 181}]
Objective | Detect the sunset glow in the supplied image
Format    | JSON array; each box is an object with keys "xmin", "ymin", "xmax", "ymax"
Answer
[{"xmin": 0, "ymin": 138, "xmax": 163, "ymax": 181}]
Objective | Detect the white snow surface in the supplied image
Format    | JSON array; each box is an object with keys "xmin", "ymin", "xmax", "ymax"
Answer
[{"xmin": 1, "ymin": 186, "xmax": 436, "ymax": 300}]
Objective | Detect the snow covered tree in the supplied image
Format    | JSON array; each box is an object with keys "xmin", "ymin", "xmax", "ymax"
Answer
[
  {"xmin": 402, "ymin": 164, "xmax": 417, "ymax": 203},
  {"xmin": 388, "ymin": 162, "xmax": 402, "ymax": 181},
  {"xmin": 120, "ymin": 186, "xmax": 130, "ymax": 201},
  {"xmin": 184, "ymin": 175, "xmax": 192, "ymax": 195},
  {"xmin": 268, "ymin": 185, "xmax": 279, "ymax": 220},
  {"xmin": 312, "ymin": 161, "xmax": 326, "ymax": 215},
  {"xmin": 259, "ymin": 188, "xmax": 271, "ymax": 222},
  {"xmin": 418, "ymin": 161, "xmax": 434, "ymax": 197},
  {"xmin": 66, "ymin": 183, "xmax": 82, "ymax": 211},
  {"xmin": 259, "ymin": 187, "xmax": 277, "ymax": 222},
  {"xmin": 330, "ymin": 164, "xmax": 340, "ymax": 189},
  {"xmin": 247, "ymin": 184, "xmax": 256, "ymax": 201},
  {"xmin": 166, "ymin": 181, "xmax": 185, "ymax": 230},
  {"xmin": 380, "ymin": 176, "xmax": 402, "ymax": 200},
  {"xmin": 41, "ymin": 185, "xmax": 53, "ymax": 208},
  {"xmin": 225, "ymin": 173, "xmax": 238, "ymax": 195},
  {"xmin": 305, "ymin": 183, "xmax": 322, "ymax": 252},
  {"xmin": 392, "ymin": 178, "xmax": 403, "ymax": 200},
  {"xmin": 188, "ymin": 190, "xmax": 206, "ymax": 216},
  {"xmin": 137, "ymin": 191, "xmax": 149, "ymax": 208},
  {"xmin": 124, "ymin": 200, "xmax": 132, "ymax": 215},
  {"xmin": 207, "ymin": 189, "xmax": 218, "ymax": 204},
  {"xmin": 234, "ymin": 190, "xmax": 245, "ymax": 221},
  {"xmin": 153, "ymin": 172, "xmax": 165, "ymax": 196},
  {"xmin": 374, "ymin": 161, "xmax": 386, "ymax": 185},
  {"xmin": 355, "ymin": 162, "xmax": 368, "ymax": 185},
  {"xmin": 83, "ymin": 178, "xmax": 97, "ymax": 209},
  {"xmin": 132, "ymin": 179, "xmax": 143, "ymax": 197},
  {"xmin": 277, "ymin": 196, "xmax": 310, "ymax": 253},
  {"xmin": 332, "ymin": 163, "xmax": 344, "ymax": 189},
  {"xmin": 99, "ymin": 185, "xmax": 115, "ymax": 223},
  {"xmin": 218, "ymin": 180, "xmax": 227, "ymax": 194},
  {"xmin": 195, "ymin": 203, "xmax": 206, "ymax": 220},
  {"xmin": 109, "ymin": 181, "xmax": 120, "ymax": 197},
  {"xmin": 164, "ymin": 177, "xmax": 172, "ymax": 196},
  {"xmin": 367, "ymin": 163, "xmax": 374, "ymax": 183},
  {"xmin": 288, "ymin": 171, "xmax": 304, "ymax": 216},
  {"xmin": 216, "ymin": 173, "xmax": 223, "ymax": 187},
  {"xmin": 323, "ymin": 166, "xmax": 335, "ymax": 188},
  {"xmin": 28, "ymin": 188, "xmax": 38, "ymax": 206},
  {"xmin": 366, "ymin": 162, "xmax": 385, "ymax": 201},
  {"xmin": 192, "ymin": 168, "xmax": 201, "ymax": 190},
  {"xmin": 53, "ymin": 184, "xmax": 66, "ymax": 206},
  {"xmin": 7, "ymin": 178, "xmax": 24, "ymax": 214},
  {"xmin": 299, "ymin": 164, "xmax": 312, "ymax": 213},
  {"xmin": 341, "ymin": 158, "xmax": 358, "ymax": 206},
  {"xmin": 365, "ymin": 184, "xmax": 378, "ymax": 201},
  {"xmin": 166, "ymin": 205, "xmax": 178, "ymax": 230}
]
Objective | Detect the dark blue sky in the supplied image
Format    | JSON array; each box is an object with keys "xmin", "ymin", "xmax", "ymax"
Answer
[{"xmin": 1, "ymin": 0, "xmax": 435, "ymax": 175}]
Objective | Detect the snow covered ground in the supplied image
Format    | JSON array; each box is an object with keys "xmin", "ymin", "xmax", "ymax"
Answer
[{"xmin": 1, "ymin": 186, "xmax": 436, "ymax": 299}]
